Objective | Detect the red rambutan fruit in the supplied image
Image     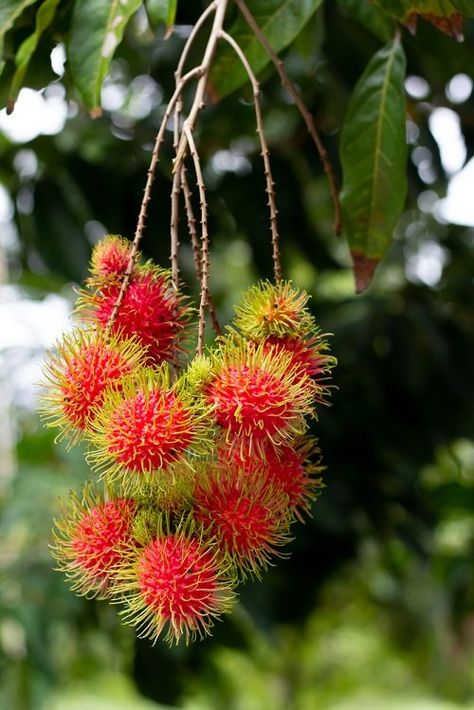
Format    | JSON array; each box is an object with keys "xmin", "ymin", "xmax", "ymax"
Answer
[
  {"xmin": 89, "ymin": 234, "xmax": 133, "ymax": 280},
  {"xmin": 87, "ymin": 368, "xmax": 213, "ymax": 489},
  {"xmin": 262, "ymin": 334, "xmax": 336, "ymax": 403},
  {"xmin": 194, "ymin": 464, "xmax": 292, "ymax": 577},
  {"xmin": 76, "ymin": 266, "xmax": 190, "ymax": 366},
  {"xmin": 233, "ymin": 280, "xmax": 316, "ymax": 339},
  {"xmin": 115, "ymin": 518, "xmax": 235, "ymax": 644},
  {"xmin": 52, "ymin": 485, "xmax": 136, "ymax": 598},
  {"xmin": 206, "ymin": 339, "xmax": 315, "ymax": 457},
  {"xmin": 39, "ymin": 328, "xmax": 146, "ymax": 445}
]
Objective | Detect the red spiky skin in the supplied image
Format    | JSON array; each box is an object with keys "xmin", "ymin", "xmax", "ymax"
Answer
[
  {"xmin": 61, "ymin": 343, "xmax": 134, "ymax": 430},
  {"xmin": 194, "ymin": 466, "xmax": 290, "ymax": 574},
  {"xmin": 105, "ymin": 389, "xmax": 194, "ymax": 473},
  {"xmin": 262, "ymin": 335, "xmax": 333, "ymax": 381},
  {"xmin": 71, "ymin": 498, "xmax": 136, "ymax": 587},
  {"xmin": 91, "ymin": 236, "xmax": 132, "ymax": 279},
  {"xmin": 136, "ymin": 535, "xmax": 224, "ymax": 640},
  {"xmin": 83, "ymin": 272, "xmax": 187, "ymax": 365},
  {"xmin": 207, "ymin": 364, "xmax": 298, "ymax": 448}
]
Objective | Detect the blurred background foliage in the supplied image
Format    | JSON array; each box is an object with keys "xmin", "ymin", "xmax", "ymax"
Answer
[{"xmin": 1, "ymin": 1, "xmax": 474, "ymax": 708}]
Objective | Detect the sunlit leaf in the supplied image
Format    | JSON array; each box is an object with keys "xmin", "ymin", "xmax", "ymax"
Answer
[
  {"xmin": 209, "ymin": 0, "xmax": 323, "ymax": 99},
  {"xmin": 7, "ymin": 0, "xmax": 59, "ymax": 113},
  {"xmin": 340, "ymin": 37, "xmax": 407, "ymax": 292},
  {"xmin": 68, "ymin": 0, "xmax": 142, "ymax": 116}
]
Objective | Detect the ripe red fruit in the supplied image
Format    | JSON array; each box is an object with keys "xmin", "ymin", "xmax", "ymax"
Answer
[
  {"xmin": 52, "ymin": 488, "xmax": 136, "ymax": 598},
  {"xmin": 39, "ymin": 329, "xmax": 146, "ymax": 445},
  {"xmin": 88, "ymin": 369, "xmax": 211, "ymax": 487},
  {"xmin": 117, "ymin": 525, "xmax": 235, "ymax": 644},
  {"xmin": 206, "ymin": 339, "xmax": 315, "ymax": 456},
  {"xmin": 89, "ymin": 234, "xmax": 133, "ymax": 280},
  {"xmin": 194, "ymin": 464, "xmax": 291, "ymax": 577},
  {"xmin": 76, "ymin": 267, "xmax": 189, "ymax": 366}
]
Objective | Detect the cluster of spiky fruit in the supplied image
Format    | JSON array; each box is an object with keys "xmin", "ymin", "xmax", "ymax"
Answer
[{"xmin": 39, "ymin": 235, "xmax": 335, "ymax": 645}]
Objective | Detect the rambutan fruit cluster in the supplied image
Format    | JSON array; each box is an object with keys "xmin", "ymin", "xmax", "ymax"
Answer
[{"xmin": 40, "ymin": 235, "xmax": 335, "ymax": 645}]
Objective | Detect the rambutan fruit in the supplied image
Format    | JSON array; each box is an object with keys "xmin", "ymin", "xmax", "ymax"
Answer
[
  {"xmin": 233, "ymin": 280, "xmax": 316, "ymax": 340},
  {"xmin": 206, "ymin": 338, "xmax": 315, "ymax": 457},
  {"xmin": 39, "ymin": 328, "xmax": 146, "ymax": 445},
  {"xmin": 194, "ymin": 464, "xmax": 292, "ymax": 578},
  {"xmin": 51, "ymin": 485, "xmax": 136, "ymax": 598},
  {"xmin": 89, "ymin": 234, "xmax": 134, "ymax": 281},
  {"xmin": 115, "ymin": 516, "xmax": 236, "ymax": 644},
  {"xmin": 87, "ymin": 368, "xmax": 213, "ymax": 489},
  {"xmin": 76, "ymin": 265, "xmax": 190, "ymax": 366},
  {"xmin": 262, "ymin": 334, "xmax": 336, "ymax": 403}
]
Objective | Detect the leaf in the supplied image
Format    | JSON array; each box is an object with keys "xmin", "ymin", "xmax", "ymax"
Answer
[
  {"xmin": 340, "ymin": 37, "xmax": 407, "ymax": 293},
  {"xmin": 146, "ymin": 0, "xmax": 178, "ymax": 33},
  {"xmin": 373, "ymin": 1, "xmax": 465, "ymax": 39},
  {"xmin": 338, "ymin": 0, "xmax": 396, "ymax": 41},
  {"xmin": 450, "ymin": 0, "xmax": 474, "ymax": 16},
  {"xmin": 0, "ymin": 0, "xmax": 39, "ymax": 79},
  {"xmin": 7, "ymin": 0, "xmax": 59, "ymax": 113},
  {"xmin": 209, "ymin": 0, "xmax": 323, "ymax": 99},
  {"xmin": 68, "ymin": 0, "xmax": 142, "ymax": 116}
]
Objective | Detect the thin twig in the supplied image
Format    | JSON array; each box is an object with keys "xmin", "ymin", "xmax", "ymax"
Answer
[
  {"xmin": 180, "ymin": 166, "xmax": 221, "ymax": 335},
  {"xmin": 170, "ymin": 96, "xmax": 182, "ymax": 292},
  {"xmin": 219, "ymin": 28, "xmax": 282, "ymax": 282},
  {"xmin": 233, "ymin": 0, "xmax": 342, "ymax": 235},
  {"xmin": 184, "ymin": 124, "xmax": 210, "ymax": 356},
  {"xmin": 106, "ymin": 66, "xmax": 203, "ymax": 332},
  {"xmin": 176, "ymin": 1, "xmax": 218, "ymax": 80}
]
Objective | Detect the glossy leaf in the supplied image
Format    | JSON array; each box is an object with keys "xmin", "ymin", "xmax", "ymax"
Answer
[
  {"xmin": 338, "ymin": 0, "xmax": 395, "ymax": 41},
  {"xmin": 68, "ymin": 0, "xmax": 142, "ymax": 115},
  {"xmin": 340, "ymin": 37, "xmax": 407, "ymax": 293},
  {"xmin": 0, "ymin": 0, "xmax": 39, "ymax": 77},
  {"xmin": 209, "ymin": 0, "xmax": 323, "ymax": 99},
  {"xmin": 7, "ymin": 0, "xmax": 59, "ymax": 113},
  {"xmin": 146, "ymin": 0, "xmax": 178, "ymax": 31}
]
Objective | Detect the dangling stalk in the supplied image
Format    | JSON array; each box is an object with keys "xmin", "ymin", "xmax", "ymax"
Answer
[
  {"xmin": 219, "ymin": 29, "xmax": 282, "ymax": 282},
  {"xmin": 233, "ymin": 0, "xmax": 342, "ymax": 235},
  {"xmin": 170, "ymin": 96, "xmax": 182, "ymax": 293}
]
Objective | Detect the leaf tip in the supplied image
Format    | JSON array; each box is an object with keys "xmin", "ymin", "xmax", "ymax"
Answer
[
  {"xmin": 89, "ymin": 107, "xmax": 103, "ymax": 119},
  {"xmin": 351, "ymin": 253, "xmax": 379, "ymax": 294}
]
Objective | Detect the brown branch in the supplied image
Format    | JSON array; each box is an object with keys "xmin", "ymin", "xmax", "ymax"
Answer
[
  {"xmin": 234, "ymin": 0, "xmax": 342, "ymax": 235},
  {"xmin": 184, "ymin": 124, "xmax": 211, "ymax": 356},
  {"xmin": 180, "ymin": 166, "xmax": 221, "ymax": 335},
  {"xmin": 170, "ymin": 97, "xmax": 182, "ymax": 292},
  {"xmin": 219, "ymin": 28, "xmax": 282, "ymax": 282}
]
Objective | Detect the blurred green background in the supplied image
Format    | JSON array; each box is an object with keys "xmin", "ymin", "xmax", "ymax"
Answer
[{"xmin": 1, "ymin": 2, "xmax": 474, "ymax": 708}]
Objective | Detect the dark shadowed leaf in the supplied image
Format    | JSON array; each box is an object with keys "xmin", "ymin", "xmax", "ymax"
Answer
[
  {"xmin": 68, "ymin": 0, "xmax": 142, "ymax": 115},
  {"xmin": 340, "ymin": 37, "xmax": 407, "ymax": 293},
  {"xmin": 373, "ymin": 0, "xmax": 465, "ymax": 38},
  {"xmin": 209, "ymin": 0, "xmax": 323, "ymax": 99},
  {"xmin": 338, "ymin": 0, "xmax": 395, "ymax": 41}
]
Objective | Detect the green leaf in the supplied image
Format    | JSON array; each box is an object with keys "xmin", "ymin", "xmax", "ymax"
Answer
[
  {"xmin": 0, "ymin": 0, "xmax": 39, "ymax": 78},
  {"xmin": 68, "ymin": 0, "xmax": 142, "ymax": 115},
  {"xmin": 146, "ymin": 0, "xmax": 178, "ymax": 29},
  {"xmin": 451, "ymin": 0, "xmax": 474, "ymax": 16},
  {"xmin": 338, "ymin": 0, "xmax": 396, "ymax": 41},
  {"xmin": 7, "ymin": 0, "xmax": 59, "ymax": 112},
  {"xmin": 209, "ymin": 0, "xmax": 323, "ymax": 99},
  {"xmin": 340, "ymin": 37, "xmax": 407, "ymax": 293}
]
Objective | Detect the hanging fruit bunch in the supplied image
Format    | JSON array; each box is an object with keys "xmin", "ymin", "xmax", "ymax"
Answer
[{"xmin": 38, "ymin": 0, "xmax": 336, "ymax": 646}]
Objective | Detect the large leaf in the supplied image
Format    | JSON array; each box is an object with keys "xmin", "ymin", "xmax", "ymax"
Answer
[
  {"xmin": 340, "ymin": 37, "xmax": 407, "ymax": 293},
  {"xmin": 68, "ymin": 0, "xmax": 142, "ymax": 115},
  {"xmin": 209, "ymin": 0, "xmax": 323, "ymax": 99},
  {"xmin": 338, "ymin": 0, "xmax": 395, "ymax": 41},
  {"xmin": 146, "ymin": 0, "xmax": 178, "ymax": 31},
  {"xmin": 7, "ymin": 0, "xmax": 59, "ymax": 113},
  {"xmin": 373, "ymin": 1, "xmax": 465, "ymax": 38},
  {"xmin": 451, "ymin": 0, "xmax": 474, "ymax": 16}
]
